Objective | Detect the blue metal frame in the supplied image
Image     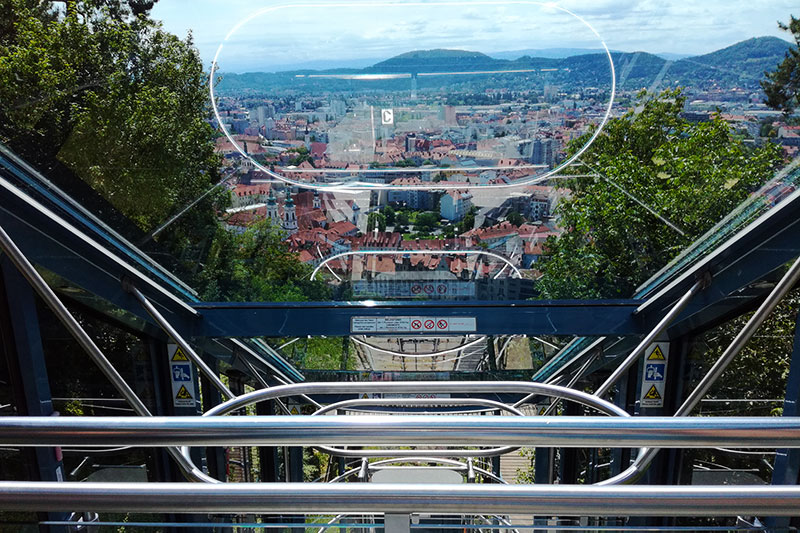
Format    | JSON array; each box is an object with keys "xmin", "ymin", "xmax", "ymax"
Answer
[
  {"xmin": 0, "ymin": 256, "xmax": 68, "ymax": 529},
  {"xmin": 191, "ymin": 300, "xmax": 643, "ymax": 338}
]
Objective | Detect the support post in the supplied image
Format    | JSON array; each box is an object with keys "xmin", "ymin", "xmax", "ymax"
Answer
[
  {"xmin": 341, "ymin": 336, "xmax": 349, "ymax": 371},
  {"xmin": 0, "ymin": 255, "xmax": 67, "ymax": 530},
  {"xmin": 201, "ymin": 356, "xmax": 226, "ymax": 482},
  {"xmin": 766, "ymin": 310, "xmax": 800, "ymax": 530},
  {"xmin": 487, "ymin": 336, "xmax": 497, "ymax": 371}
]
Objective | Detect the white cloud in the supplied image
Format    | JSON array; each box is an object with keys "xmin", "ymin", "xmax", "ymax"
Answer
[{"xmin": 150, "ymin": 0, "xmax": 797, "ymax": 72}]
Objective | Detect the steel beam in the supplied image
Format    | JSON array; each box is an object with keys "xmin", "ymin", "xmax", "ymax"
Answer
[
  {"xmin": 1, "ymin": 482, "xmax": 800, "ymax": 516},
  {"xmin": 638, "ymin": 189, "xmax": 800, "ymax": 336},
  {"xmin": 190, "ymin": 300, "xmax": 642, "ymax": 338}
]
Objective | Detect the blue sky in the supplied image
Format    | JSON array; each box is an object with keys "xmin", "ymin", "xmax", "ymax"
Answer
[{"xmin": 150, "ymin": 0, "xmax": 798, "ymax": 72}]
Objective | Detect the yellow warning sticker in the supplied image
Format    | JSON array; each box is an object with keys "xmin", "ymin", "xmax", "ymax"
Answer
[
  {"xmin": 644, "ymin": 385, "xmax": 662, "ymax": 400},
  {"xmin": 290, "ymin": 407, "xmax": 299, "ymax": 415},
  {"xmin": 361, "ymin": 393, "xmax": 369, "ymax": 399},
  {"xmin": 647, "ymin": 346, "xmax": 666, "ymax": 360},
  {"xmin": 172, "ymin": 348, "xmax": 189, "ymax": 361},
  {"xmin": 175, "ymin": 385, "xmax": 193, "ymax": 400}
]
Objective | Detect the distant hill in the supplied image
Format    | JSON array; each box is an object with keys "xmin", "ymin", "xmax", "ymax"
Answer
[
  {"xmin": 664, "ymin": 37, "xmax": 795, "ymax": 88},
  {"xmin": 372, "ymin": 49, "xmax": 505, "ymax": 73},
  {"xmin": 490, "ymin": 47, "xmax": 618, "ymax": 60},
  {"xmin": 215, "ymin": 37, "xmax": 796, "ymax": 94}
]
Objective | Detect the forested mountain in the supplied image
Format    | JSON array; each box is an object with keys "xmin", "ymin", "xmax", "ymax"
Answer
[{"xmin": 216, "ymin": 37, "xmax": 795, "ymax": 94}]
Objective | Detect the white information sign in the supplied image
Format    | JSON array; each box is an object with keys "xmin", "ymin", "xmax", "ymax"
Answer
[
  {"xmin": 640, "ymin": 342, "xmax": 669, "ymax": 408},
  {"xmin": 168, "ymin": 343, "xmax": 197, "ymax": 408},
  {"xmin": 350, "ymin": 316, "xmax": 476, "ymax": 334}
]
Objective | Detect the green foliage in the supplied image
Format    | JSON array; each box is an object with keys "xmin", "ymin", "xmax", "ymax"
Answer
[
  {"xmin": 506, "ymin": 211, "xmax": 524, "ymax": 226},
  {"xmin": 366, "ymin": 211, "xmax": 387, "ymax": 232},
  {"xmin": 414, "ymin": 211, "xmax": 440, "ymax": 232},
  {"xmin": 285, "ymin": 337, "xmax": 356, "ymax": 371},
  {"xmin": 396, "ymin": 210, "xmax": 410, "ymax": 226},
  {"xmin": 382, "ymin": 205, "xmax": 396, "ymax": 225},
  {"xmin": 690, "ymin": 291, "xmax": 800, "ymax": 408},
  {"xmin": 286, "ymin": 145, "xmax": 313, "ymax": 166},
  {"xmin": 537, "ymin": 89, "xmax": 782, "ymax": 299},
  {"xmin": 0, "ymin": 0, "xmax": 222, "ymax": 231},
  {"xmin": 762, "ymin": 16, "xmax": 800, "ymax": 114},
  {"xmin": 196, "ymin": 219, "xmax": 330, "ymax": 302},
  {"xmin": 457, "ymin": 210, "xmax": 476, "ymax": 234}
]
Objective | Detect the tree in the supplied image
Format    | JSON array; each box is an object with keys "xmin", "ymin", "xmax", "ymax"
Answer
[
  {"xmin": 287, "ymin": 146, "xmax": 313, "ymax": 167},
  {"xmin": 537, "ymin": 89, "xmax": 782, "ymax": 299},
  {"xmin": 457, "ymin": 210, "xmax": 476, "ymax": 234},
  {"xmin": 196, "ymin": 218, "xmax": 330, "ymax": 302},
  {"xmin": 382, "ymin": 205, "xmax": 396, "ymax": 225},
  {"xmin": 762, "ymin": 16, "xmax": 800, "ymax": 114},
  {"xmin": 0, "ymin": 0, "xmax": 222, "ymax": 232},
  {"xmin": 414, "ymin": 211, "xmax": 440, "ymax": 233},
  {"xmin": 507, "ymin": 211, "xmax": 524, "ymax": 226},
  {"xmin": 0, "ymin": 1, "xmax": 331, "ymax": 304},
  {"xmin": 396, "ymin": 211, "xmax": 410, "ymax": 226},
  {"xmin": 366, "ymin": 212, "xmax": 386, "ymax": 232}
]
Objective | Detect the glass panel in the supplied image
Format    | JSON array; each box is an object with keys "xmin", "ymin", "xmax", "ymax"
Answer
[{"xmin": 1, "ymin": 1, "xmax": 797, "ymax": 302}]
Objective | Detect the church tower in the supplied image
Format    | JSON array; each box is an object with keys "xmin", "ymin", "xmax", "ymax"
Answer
[
  {"xmin": 282, "ymin": 195, "xmax": 298, "ymax": 235},
  {"xmin": 266, "ymin": 192, "xmax": 280, "ymax": 226}
]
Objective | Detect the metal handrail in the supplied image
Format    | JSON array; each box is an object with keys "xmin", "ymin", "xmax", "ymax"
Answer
[
  {"xmin": 183, "ymin": 380, "xmax": 628, "ymax": 480},
  {"xmin": 3, "ymin": 416, "xmax": 800, "ymax": 448},
  {"xmin": 199, "ymin": 381, "xmax": 629, "ymax": 418},
  {"xmin": 309, "ymin": 397, "xmax": 526, "ymax": 458},
  {"xmin": 326, "ymin": 457, "xmax": 506, "ymax": 484},
  {"xmin": 3, "ymin": 482, "xmax": 800, "ymax": 516}
]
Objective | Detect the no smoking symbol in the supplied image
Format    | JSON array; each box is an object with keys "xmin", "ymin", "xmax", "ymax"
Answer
[
  {"xmin": 424, "ymin": 320, "xmax": 435, "ymax": 329},
  {"xmin": 437, "ymin": 320, "xmax": 448, "ymax": 329},
  {"xmin": 411, "ymin": 285, "xmax": 421, "ymax": 294},
  {"xmin": 411, "ymin": 320, "xmax": 422, "ymax": 330}
]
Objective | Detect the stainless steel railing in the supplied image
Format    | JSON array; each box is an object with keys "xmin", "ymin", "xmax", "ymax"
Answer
[
  {"xmin": 2, "ymin": 482, "xmax": 800, "ymax": 516},
  {"xmin": 1, "ymin": 415, "xmax": 800, "ymax": 448}
]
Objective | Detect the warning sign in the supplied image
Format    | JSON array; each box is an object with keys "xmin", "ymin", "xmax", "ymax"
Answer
[
  {"xmin": 643, "ymin": 385, "xmax": 662, "ymax": 401},
  {"xmin": 168, "ymin": 344, "xmax": 196, "ymax": 408},
  {"xmin": 640, "ymin": 342, "xmax": 668, "ymax": 408},
  {"xmin": 647, "ymin": 346, "xmax": 666, "ymax": 360}
]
